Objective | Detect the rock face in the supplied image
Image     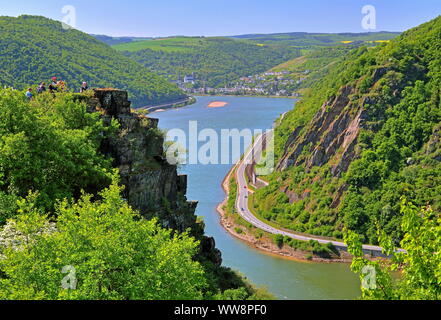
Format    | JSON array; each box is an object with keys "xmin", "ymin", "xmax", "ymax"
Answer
[
  {"xmin": 89, "ymin": 89, "xmax": 222, "ymax": 265},
  {"xmin": 277, "ymin": 67, "xmax": 395, "ymax": 177},
  {"xmin": 0, "ymin": 221, "xmax": 56, "ymax": 256},
  {"xmin": 425, "ymin": 124, "xmax": 441, "ymax": 162},
  {"xmin": 277, "ymin": 85, "xmax": 368, "ymax": 178}
]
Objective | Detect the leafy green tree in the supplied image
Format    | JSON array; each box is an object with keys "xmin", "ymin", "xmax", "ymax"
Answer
[
  {"xmin": 274, "ymin": 234, "xmax": 284, "ymax": 248},
  {"xmin": 0, "ymin": 89, "xmax": 115, "ymax": 212},
  {"xmin": 345, "ymin": 199, "xmax": 441, "ymax": 300},
  {"xmin": 0, "ymin": 192, "xmax": 18, "ymax": 225},
  {"xmin": 0, "ymin": 178, "xmax": 207, "ymax": 300}
]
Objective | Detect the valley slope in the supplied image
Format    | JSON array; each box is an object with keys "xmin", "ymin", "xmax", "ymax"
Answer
[
  {"xmin": 113, "ymin": 36, "xmax": 301, "ymax": 88},
  {"xmin": 108, "ymin": 32, "xmax": 400, "ymax": 91},
  {"xmin": 252, "ymin": 16, "xmax": 441, "ymax": 245},
  {"xmin": 0, "ymin": 15, "xmax": 186, "ymax": 107}
]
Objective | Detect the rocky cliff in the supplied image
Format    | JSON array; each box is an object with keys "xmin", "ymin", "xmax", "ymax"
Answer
[
  {"xmin": 277, "ymin": 67, "xmax": 391, "ymax": 178},
  {"xmin": 88, "ymin": 89, "xmax": 221, "ymax": 266},
  {"xmin": 278, "ymin": 85, "xmax": 359, "ymax": 175}
]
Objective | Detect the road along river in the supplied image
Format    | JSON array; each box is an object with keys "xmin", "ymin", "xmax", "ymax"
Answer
[
  {"xmin": 235, "ymin": 131, "xmax": 389, "ymax": 255},
  {"xmin": 152, "ymin": 96, "xmax": 361, "ymax": 300}
]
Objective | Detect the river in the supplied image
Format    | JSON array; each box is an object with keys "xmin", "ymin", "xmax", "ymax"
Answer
[{"xmin": 152, "ymin": 95, "xmax": 361, "ymax": 300}]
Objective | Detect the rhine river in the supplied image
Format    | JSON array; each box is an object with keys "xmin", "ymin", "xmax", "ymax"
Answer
[{"xmin": 153, "ymin": 96, "xmax": 361, "ymax": 300}]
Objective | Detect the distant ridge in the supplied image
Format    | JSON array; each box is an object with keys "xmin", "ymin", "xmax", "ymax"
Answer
[
  {"xmin": 230, "ymin": 31, "xmax": 401, "ymax": 46},
  {"xmin": 91, "ymin": 34, "xmax": 153, "ymax": 46}
]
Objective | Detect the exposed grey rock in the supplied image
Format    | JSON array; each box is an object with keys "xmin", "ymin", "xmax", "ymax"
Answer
[
  {"xmin": 372, "ymin": 67, "xmax": 389, "ymax": 83},
  {"xmin": 0, "ymin": 221, "xmax": 57, "ymax": 257},
  {"xmin": 89, "ymin": 89, "xmax": 221, "ymax": 263},
  {"xmin": 277, "ymin": 85, "xmax": 357, "ymax": 172},
  {"xmin": 201, "ymin": 237, "xmax": 222, "ymax": 267},
  {"xmin": 425, "ymin": 124, "xmax": 441, "ymax": 161}
]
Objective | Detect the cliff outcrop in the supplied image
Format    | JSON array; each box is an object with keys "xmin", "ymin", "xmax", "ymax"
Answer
[
  {"xmin": 277, "ymin": 85, "xmax": 367, "ymax": 178},
  {"xmin": 89, "ymin": 89, "xmax": 222, "ymax": 266}
]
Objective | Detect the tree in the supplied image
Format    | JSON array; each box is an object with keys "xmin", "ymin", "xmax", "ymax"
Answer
[
  {"xmin": 345, "ymin": 199, "xmax": 441, "ymax": 300},
  {"xmin": 0, "ymin": 177, "xmax": 207, "ymax": 300},
  {"xmin": 0, "ymin": 89, "xmax": 116, "ymax": 212}
]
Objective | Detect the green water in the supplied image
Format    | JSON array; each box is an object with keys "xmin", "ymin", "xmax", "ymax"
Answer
[{"xmin": 153, "ymin": 96, "xmax": 361, "ymax": 300}]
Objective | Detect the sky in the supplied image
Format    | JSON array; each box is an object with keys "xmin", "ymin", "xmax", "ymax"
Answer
[{"xmin": 1, "ymin": 0, "xmax": 440, "ymax": 37}]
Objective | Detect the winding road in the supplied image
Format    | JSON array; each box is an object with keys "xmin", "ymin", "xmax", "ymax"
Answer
[{"xmin": 234, "ymin": 131, "xmax": 389, "ymax": 255}]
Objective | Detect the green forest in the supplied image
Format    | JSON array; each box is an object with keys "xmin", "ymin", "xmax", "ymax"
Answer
[
  {"xmin": 253, "ymin": 16, "xmax": 441, "ymax": 246},
  {"xmin": 116, "ymin": 37, "xmax": 301, "ymax": 87},
  {"xmin": 112, "ymin": 32, "xmax": 400, "ymax": 89},
  {"xmin": 345, "ymin": 199, "xmax": 440, "ymax": 300},
  {"xmin": 0, "ymin": 15, "xmax": 186, "ymax": 107}
]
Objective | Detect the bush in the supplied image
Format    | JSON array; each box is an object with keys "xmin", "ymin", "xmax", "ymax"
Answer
[
  {"xmin": 0, "ymin": 90, "xmax": 116, "ymax": 212},
  {"xmin": 274, "ymin": 234, "xmax": 284, "ymax": 248},
  {"xmin": 0, "ymin": 178, "xmax": 207, "ymax": 300}
]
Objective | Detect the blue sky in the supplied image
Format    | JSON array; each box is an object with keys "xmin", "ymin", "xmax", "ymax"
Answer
[{"xmin": 1, "ymin": 0, "xmax": 440, "ymax": 37}]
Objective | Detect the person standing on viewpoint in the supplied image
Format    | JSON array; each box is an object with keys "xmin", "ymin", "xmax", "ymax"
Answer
[
  {"xmin": 25, "ymin": 88, "xmax": 33, "ymax": 100},
  {"xmin": 49, "ymin": 77, "xmax": 58, "ymax": 93},
  {"xmin": 80, "ymin": 82, "xmax": 89, "ymax": 93}
]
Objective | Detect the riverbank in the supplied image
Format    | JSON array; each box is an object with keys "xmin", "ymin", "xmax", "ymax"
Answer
[
  {"xmin": 216, "ymin": 162, "xmax": 353, "ymax": 264},
  {"xmin": 195, "ymin": 93, "xmax": 300, "ymax": 99},
  {"xmin": 140, "ymin": 96, "xmax": 196, "ymax": 113}
]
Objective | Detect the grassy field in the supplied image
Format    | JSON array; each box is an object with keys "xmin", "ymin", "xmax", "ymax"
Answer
[
  {"xmin": 113, "ymin": 36, "xmax": 211, "ymax": 52},
  {"xmin": 112, "ymin": 36, "xmax": 270, "ymax": 52},
  {"xmin": 270, "ymin": 46, "xmax": 351, "ymax": 73}
]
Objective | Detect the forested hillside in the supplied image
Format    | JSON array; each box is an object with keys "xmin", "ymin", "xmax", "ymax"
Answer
[
  {"xmin": 115, "ymin": 37, "xmax": 301, "ymax": 87},
  {"xmin": 110, "ymin": 32, "xmax": 400, "ymax": 89},
  {"xmin": 0, "ymin": 15, "xmax": 186, "ymax": 107},
  {"xmin": 253, "ymin": 16, "xmax": 441, "ymax": 245},
  {"xmin": 268, "ymin": 45, "xmax": 356, "ymax": 94}
]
